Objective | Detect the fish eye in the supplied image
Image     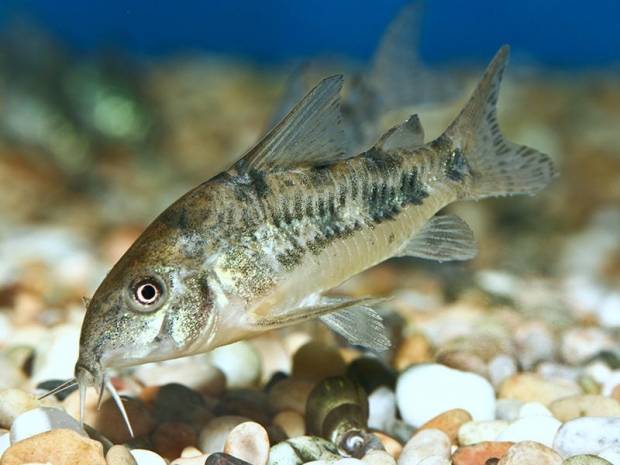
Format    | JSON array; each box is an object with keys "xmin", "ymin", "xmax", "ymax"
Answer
[{"xmin": 130, "ymin": 276, "xmax": 165, "ymax": 308}]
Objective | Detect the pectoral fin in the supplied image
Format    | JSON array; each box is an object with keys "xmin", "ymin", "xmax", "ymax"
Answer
[
  {"xmin": 249, "ymin": 296, "xmax": 390, "ymax": 351},
  {"xmin": 398, "ymin": 213, "xmax": 478, "ymax": 261}
]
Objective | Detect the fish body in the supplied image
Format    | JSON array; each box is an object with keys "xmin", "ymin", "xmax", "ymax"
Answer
[{"xmin": 55, "ymin": 46, "xmax": 554, "ymax": 431}]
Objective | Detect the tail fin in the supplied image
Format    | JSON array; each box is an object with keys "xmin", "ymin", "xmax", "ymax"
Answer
[{"xmin": 445, "ymin": 46, "xmax": 556, "ymax": 200}]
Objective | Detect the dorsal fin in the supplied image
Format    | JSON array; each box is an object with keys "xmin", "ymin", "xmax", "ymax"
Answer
[
  {"xmin": 374, "ymin": 114, "xmax": 425, "ymax": 152},
  {"xmin": 238, "ymin": 75, "xmax": 346, "ymax": 173}
]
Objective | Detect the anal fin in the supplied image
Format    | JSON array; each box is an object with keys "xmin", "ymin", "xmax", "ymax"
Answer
[{"xmin": 398, "ymin": 214, "xmax": 478, "ymax": 261}]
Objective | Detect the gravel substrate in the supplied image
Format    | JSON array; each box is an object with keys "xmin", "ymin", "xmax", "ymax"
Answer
[{"xmin": 0, "ymin": 49, "xmax": 620, "ymax": 465}]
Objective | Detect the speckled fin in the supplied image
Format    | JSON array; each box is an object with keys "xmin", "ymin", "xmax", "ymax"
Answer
[
  {"xmin": 374, "ymin": 114, "xmax": 425, "ymax": 152},
  {"xmin": 397, "ymin": 213, "xmax": 477, "ymax": 261},
  {"xmin": 319, "ymin": 301, "xmax": 391, "ymax": 351},
  {"xmin": 239, "ymin": 75, "xmax": 347, "ymax": 173}
]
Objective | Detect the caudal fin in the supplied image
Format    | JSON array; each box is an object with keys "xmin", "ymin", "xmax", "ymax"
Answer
[{"xmin": 445, "ymin": 46, "xmax": 556, "ymax": 200}]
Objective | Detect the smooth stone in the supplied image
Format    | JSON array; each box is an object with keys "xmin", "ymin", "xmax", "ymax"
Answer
[
  {"xmin": 393, "ymin": 332, "xmax": 432, "ymax": 371},
  {"xmin": 561, "ymin": 327, "xmax": 616, "ymax": 365},
  {"xmin": 133, "ymin": 355, "xmax": 227, "ymax": 397},
  {"xmin": 513, "ymin": 321, "xmax": 557, "ymax": 370},
  {"xmin": 435, "ymin": 350, "xmax": 487, "ymax": 378},
  {"xmin": 63, "ymin": 388, "xmax": 155, "ymax": 444},
  {"xmin": 452, "ymin": 441, "xmax": 515, "ymax": 465},
  {"xmin": 361, "ymin": 450, "xmax": 397, "ymax": 465},
  {"xmin": 223, "ymin": 421, "xmax": 269, "ymax": 465},
  {"xmin": 397, "ymin": 429, "xmax": 451, "ymax": 465},
  {"xmin": 332, "ymin": 459, "xmax": 365, "ymax": 464},
  {"xmin": 488, "ymin": 355, "xmax": 518, "ymax": 390},
  {"xmin": 495, "ymin": 415, "xmax": 562, "ymax": 448},
  {"xmin": 396, "ymin": 364, "xmax": 495, "ymax": 427},
  {"xmin": 495, "ymin": 399, "xmax": 526, "ymax": 421},
  {"xmin": 208, "ymin": 340, "xmax": 262, "ymax": 388},
  {"xmin": 554, "ymin": 417, "xmax": 620, "ymax": 458},
  {"xmin": 518, "ymin": 402, "xmax": 554, "ymax": 418},
  {"xmin": 347, "ymin": 356, "xmax": 398, "ymax": 393},
  {"xmin": 130, "ymin": 449, "xmax": 167, "ymax": 465},
  {"xmin": 598, "ymin": 444, "xmax": 620, "ymax": 464},
  {"xmin": 0, "ymin": 388, "xmax": 59, "ymax": 428},
  {"xmin": 10, "ymin": 406, "xmax": 87, "ymax": 443},
  {"xmin": 267, "ymin": 377, "xmax": 315, "ymax": 414},
  {"xmin": 206, "ymin": 452, "xmax": 253, "ymax": 464},
  {"xmin": 198, "ymin": 415, "xmax": 251, "ymax": 455},
  {"xmin": 152, "ymin": 383, "xmax": 213, "ymax": 429},
  {"xmin": 170, "ymin": 452, "xmax": 210, "ymax": 465},
  {"xmin": 417, "ymin": 457, "xmax": 451, "ymax": 465},
  {"xmin": 497, "ymin": 441, "xmax": 563, "ymax": 465},
  {"xmin": 562, "ymin": 456, "xmax": 613, "ymax": 464},
  {"xmin": 417, "ymin": 408, "xmax": 473, "ymax": 445},
  {"xmin": 0, "ymin": 428, "xmax": 105, "ymax": 465},
  {"xmin": 272, "ymin": 410, "xmax": 306, "ymax": 439},
  {"xmin": 268, "ymin": 436, "xmax": 340, "ymax": 465},
  {"xmin": 214, "ymin": 389, "xmax": 270, "ymax": 425},
  {"xmin": 0, "ymin": 433, "xmax": 10, "ymax": 459},
  {"xmin": 498, "ymin": 372, "xmax": 582, "ymax": 406},
  {"xmin": 458, "ymin": 420, "xmax": 510, "ymax": 446},
  {"xmin": 367, "ymin": 387, "xmax": 397, "ymax": 431},
  {"xmin": 151, "ymin": 422, "xmax": 197, "ymax": 461},
  {"xmin": 106, "ymin": 445, "xmax": 138, "ymax": 465},
  {"xmin": 29, "ymin": 323, "xmax": 80, "ymax": 385},
  {"xmin": 292, "ymin": 342, "xmax": 347, "ymax": 383},
  {"xmin": 550, "ymin": 395, "xmax": 620, "ymax": 421}
]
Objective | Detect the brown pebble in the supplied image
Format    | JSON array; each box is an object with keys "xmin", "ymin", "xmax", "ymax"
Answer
[
  {"xmin": 106, "ymin": 445, "xmax": 138, "ymax": 465},
  {"xmin": 0, "ymin": 428, "xmax": 105, "ymax": 465},
  {"xmin": 498, "ymin": 373, "xmax": 582, "ymax": 406},
  {"xmin": 373, "ymin": 431, "xmax": 402, "ymax": 459},
  {"xmin": 292, "ymin": 341, "xmax": 347, "ymax": 382},
  {"xmin": 436, "ymin": 351, "xmax": 488, "ymax": 377},
  {"xmin": 452, "ymin": 441, "xmax": 515, "ymax": 465},
  {"xmin": 272, "ymin": 410, "xmax": 305, "ymax": 438},
  {"xmin": 549, "ymin": 394, "xmax": 620, "ymax": 421},
  {"xmin": 612, "ymin": 384, "xmax": 620, "ymax": 402},
  {"xmin": 267, "ymin": 377, "xmax": 315, "ymax": 414},
  {"xmin": 152, "ymin": 422, "xmax": 197, "ymax": 461},
  {"xmin": 496, "ymin": 441, "xmax": 563, "ymax": 465},
  {"xmin": 394, "ymin": 332, "xmax": 432, "ymax": 370},
  {"xmin": 418, "ymin": 408, "xmax": 473, "ymax": 445}
]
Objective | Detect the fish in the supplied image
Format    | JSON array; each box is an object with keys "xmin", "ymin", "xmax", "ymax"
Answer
[{"xmin": 43, "ymin": 45, "xmax": 556, "ymax": 434}]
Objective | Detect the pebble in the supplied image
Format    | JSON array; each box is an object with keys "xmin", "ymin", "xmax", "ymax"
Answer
[
  {"xmin": 198, "ymin": 415, "xmax": 251, "ymax": 455},
  {"xmin": 347, "ymin": 356, "xmax": 398, "ymax": 393},
  {"xmin": 152, "ymin": 383, "xmax": 214, "ymax": 429},
  {"xmin": 267, "ymin": 436, "xmax": 340, "ymax": 465},
  {"xmin": 9, "ymin": 406, "xmax": 87, "ymax": 443},
  {"xmin": 494, "ymin": 415, "xmax": 562, "ymax": 448},
  {"xmin": 393, "ymin": 332, "xmax": 432, "ymax": 371},
  {"xmin": 367, "ymin": 387, "xmax": 397, "ymax": 431},
  {"xmin": 513, "ymin": 321, "xmax": 557, "ymax": 370},
  {"xmin": 458, "ymin": 420, "xmax": 509, "ymax": 446},
  {"xmin": 106, "ymin": 445, "xmax": 138, "ymax": 465},
  {"xmin": 416, "ymin": 456, "xmax": 451, "ymax": 465},
  {"xmin": 452, "ymin": 441, "xmax": 515, "ymax": 465},
  {"xmin": 553, "ymin": 417, "xmax": 620, "ymax": 458},
  {"xmin": 63, "ymin": 388, "xmax": 155, "ymax": 444},
  {"xmin": 487, "ymin": 355, "xmax": 519, "ymax": 390},
  {"xmin": 267, "ymin": 377, "xmax": 315, "ymax": 414},
  {"xmin": 397, "ymin": 429, "xmax": 451, "ymax": 465},
  {"xmin": 215, "ymin": 388, "xmax": 270, "ymax": 425},
  {"xmin": 561, "ymin": 327, "xmax": 617, "ymax": 365},
  {"xmin": 0, "ymin": 428, "xmax": 105, "ymax": 465},
  {"xmin": 549, "ymin": 394, "xmax": 620, "ymax": 421},
  {"xmin": 206, "ymin": 452, "xmax": 254, "ymax": 464},
  {"xmin": 396, "ymin": 364, "xmax": 495, "ymax": 427},
  {"xmin": 495, "ymin": 399, "xmax": 525, "ymax": 421},
  {"xmin": 0, "ymin": 432, "xmax": 10, "ymax": 459},
  {"xmin": 598, "ymin": 445, "xmax": 620, "ymax": 464},
  {"xmin": 133, "ymin": 355, "xmax": 227, "ymax": 397},
  {"xmin": 29, "ymin": 323, "xmax": 80, "ymax": 385},
  {"xmin": 417, "ymin": 408, "xmax": 472, "ymax": 445},
  {"xmin": 0, "ymin": 388, "xmax": 59, "ymax": 428},
  {"xmin": 208, "ymin": 340, "xmax": 263, "ymax": 388},
  {"xmin": 223, "ymin": 421, "xmax": 270, "ymax": 465},
  {"xmin": 272, "ymin": 410, "xmax": 306, "ymax": 439},
  {"xmin": 435, "ymin": 350, "xmax": 488, "ymax": 377},
  {"xmin": 518, "ymin": 401, "xmax": 554, "ymax": 418},
  {"xmin": 562, "ymin": 456, "xmax": 613, "ymax": 464},
  {"xmin": 130, "ymin": 449, "xmax": 168, "ymax": 465},
  {"xmin": 151, "ymin": 422, "xmax": 197, "ymax": 461},
  {"xmin": 361, "ymin": 450, "xmax": 397, "ymax": 465},
  {"xmin": 496, "ymin": 441, "xmax": 563, "ymax": 465},
  {"xmin": 292, "ymin": 342, "xmax": 347, "ymax": 382},
  {"xmin": 498, "ymin": 372, "xmax": 582, "ymax": 406},
  {"xmin": 373, "ymin": 431, "xmax": 403, "ymax": 459}
]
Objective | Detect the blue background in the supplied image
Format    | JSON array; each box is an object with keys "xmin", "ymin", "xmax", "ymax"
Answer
[{"xmin": 1, "ymin": 0, "xmax": 618, "ymax": 68}]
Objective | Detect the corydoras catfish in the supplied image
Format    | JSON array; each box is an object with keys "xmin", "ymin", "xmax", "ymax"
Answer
[{"xmin": 45, "ymin": 46, "xmax": 555, "ymax": 433}]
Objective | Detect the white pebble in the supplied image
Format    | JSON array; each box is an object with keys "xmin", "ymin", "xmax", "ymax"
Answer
[
  {"xmin": 332, "ymin": 459, "xmax": 365, "ymax": 465},
  {"xmin": 396, "ymin": 363, "xmax": 495, "ymax": 427},
  {"xmin": 495, "ymin": 415, "xmax": 561, "ymax": 447},
  {"xmin": 198, "ymin": 415, "xmax": 251, "ymax": 454},
  {"xmin": 553, "ymin": 417, "xmax": 620, "ymax": 458},
  {"xmin": 488, "ymin": 354, "xmax": 518, "ymax": 389},
  {"xmin": 561, "ymin": 327, "xmax": 616, "ymax": 365},
  {"xmin": 599, "ymin": 444, "xmax": 620, "ymax": 465},
  {"xmin": 223, "ymin": 421, "xmax": 269, "ymax": 465},
  {"xmin": 599, "ymin": 291, "xmax": 620, "ymax": 329},
  {"xmin": 418, "ymin": 456, "xmax": 451, "ymax": 465},
  {"xmin": 397, "ymin": 429, "xmax": 451, "ymax": 465},
  {"xmin": 518, "ymin": 402, "xmax": 553, "ymax": 418},
  {"xmin": 368, "ymin": 387, "xmax": 396, "ymax": 431},
  {"xmin": 495, "ymin": 398, "xmax": 525, "ymax": 421},
  {"xmin": 458, "ymin": 420, "xmax": 509, "ymax": 446},
  {"xmin": 207, "ymin": 340, "xmax": 262, "ymax": 388},
  {"xmin": 130, "ymin": 449, "xmax": 167, "ymax": 465},
  {"xmin": 362, "ymin": 450, "xmax": 397, "ymax": 465},
  {"xmin": 10, "ymin": 407, "xmax": 87, "ymax": 443},
  {"xmin": 0, "ymin": 432, "xmax": 10, "ymax": 458},
  {"xmin": 30, "ymin": 324, "xmax": 80, "ymax": 385}
]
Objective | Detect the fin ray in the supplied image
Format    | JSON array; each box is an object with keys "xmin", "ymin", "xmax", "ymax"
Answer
[{"xmin": 374, "ymin": 114, "xmax": 425, "ymax": 152}]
